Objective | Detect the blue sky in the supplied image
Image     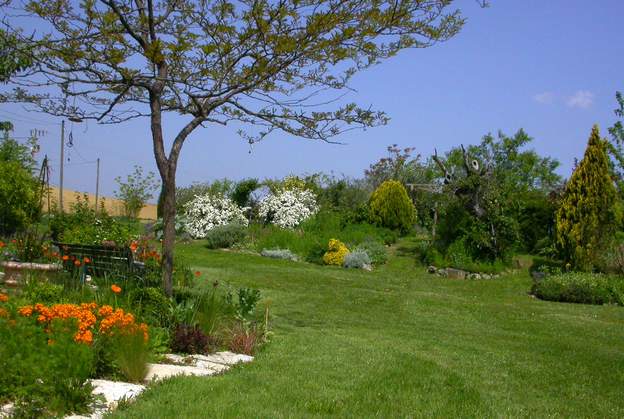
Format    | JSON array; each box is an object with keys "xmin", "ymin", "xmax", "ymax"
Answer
[{"xmin": 1, "ymin": 0, "xmax": 623, "ymax": 198}]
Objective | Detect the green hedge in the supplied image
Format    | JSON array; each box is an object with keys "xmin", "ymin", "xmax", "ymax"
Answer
[{"xmin": 531, "ymin": 272, "xmax": 624, "ymax": 306}]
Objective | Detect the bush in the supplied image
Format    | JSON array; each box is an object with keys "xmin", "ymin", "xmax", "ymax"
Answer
[
  {"xmin": 532, "ymin": 272, "xmax": 624, "ymax": 306},
  {"xmin": 343, "ymin": 250, "xmax": 371, "ymax": 269},
  {"xmin": 204, "ymin": 224, "xmax": 248, "ymax": 249},
  {"xmin": 0, "ymin": 315, "xmax": 95, "ymax": 416},
  {"xmin": 21, "ymin": 278, "xmax": 64, "ymax": 304},
  {"xmin": 258, "ymin": 188, "xmax": 318, "ymax": 228},
  {"xmin": 354, "ymin": 240, "xmax": 387, "ymax": 265},
  {"xmin": 52, "ymin": 195, "xmax": 141, "ymax": 246},
  {"xmin": 127, "ymin": 287, "xmax": 174, "ymax": 328},
  {"xmin": 0, "ymin": 136, "xmax": 41, "ymax": 235},
  {"xmin": 530, "ymin": 257, "xmax": 566, "ymax": 276},
  {"xmin": 172, "ymin": 324, "xmax": 211, "ymax": 354},
  {"xmin": 184, "ymin": 194, "xmax": 248, "ymax": 239},
  {"xmin": 323, "ymin": 239, "xmax": 350, "ymax": 266},
  {"xmin": 368, "ymin": 180, "xmax": 416, "ymax": 234},
  {"xmin": 260, "ymin": 248, "xmax": 298, "ymax": 261}
]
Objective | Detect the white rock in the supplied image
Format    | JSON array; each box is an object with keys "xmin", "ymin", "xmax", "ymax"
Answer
[
  {"xmin": 200, "ymin": 351, "xmax": 254, "ymax": 366},
  {"xmin": 89, "ymin": 379, "xmax": 145, "ymax": 406},
  {"xmin": 1, "ymin": 403, "xmax": 13, "ymax": 418},
  {"xmin": 145, "ymin": 363, "xmax": 220, "ymax": 382}
]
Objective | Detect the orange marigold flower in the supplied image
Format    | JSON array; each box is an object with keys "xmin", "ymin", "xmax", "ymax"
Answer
[
  {"xmin": 18, "ymin": 306, "xmax": 33, "ymax": 317},
  {"xmin": 194, "ymin": 271, "xmax": 201, "ymax": 277},
  {"xmin": 62, "ymin": 255, "xmax": 69, "ymax": 261},
  {"xmin": 0, "ymin": 293, "xmax": 8, "ymax": 302},
  {"xmin": 0, "ymin": 308, "xmax": 8, "ymax": 318},
  {"xmin": 0, "ymin": 241, "xmax": 5, "ymax": 248},
  {"xmin": 129, "ymin": 242, "xmax": 138, "ymax": 252},
  {"xmin": 74, "ymin": 260, "xmax": 81, "ymax": 266},
  {"xmin": 98, "ymin": 305, "xmax": 113, "ymax": 317},
  {"xmin": 83, "ymin": 257, "xmax": 91, "ymax": 264},
  {"xmin": 111, "ymin": 284, "xmax": 122, "ymax": 294}
]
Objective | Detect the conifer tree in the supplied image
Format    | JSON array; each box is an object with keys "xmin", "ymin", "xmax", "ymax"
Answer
[{"xmin": 555, "ymin": 125, "xmax": 618, "ymax": 270}]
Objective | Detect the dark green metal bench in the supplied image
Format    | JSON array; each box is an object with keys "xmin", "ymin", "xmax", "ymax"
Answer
[{"xmin": 53, "ymin": 242, "xmax": 141, "ymax": 278}]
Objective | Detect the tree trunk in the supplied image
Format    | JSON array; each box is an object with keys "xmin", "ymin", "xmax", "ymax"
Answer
[{"xmin": 161, "ymin": 171, "xmax": 176, "ymax": 296}]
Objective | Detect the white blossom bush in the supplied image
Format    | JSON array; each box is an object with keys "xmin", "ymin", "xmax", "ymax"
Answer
[
  {"xmin": 184, "ymin": 194, "xmax": 248, "ymax": 238},
  {"xmin": 258, "ymin": 189, "xmax": 318, "ymax": 228}
]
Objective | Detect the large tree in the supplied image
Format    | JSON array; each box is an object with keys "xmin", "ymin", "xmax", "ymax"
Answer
[{"xmin": 2, "ymin": 0, "xmax": 471, "ymax": 295}]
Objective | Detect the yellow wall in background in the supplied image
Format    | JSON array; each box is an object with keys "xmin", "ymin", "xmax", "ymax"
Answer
[{"xmin": 44, "ymin": 187, "xmax": 157, "ymax": 220}]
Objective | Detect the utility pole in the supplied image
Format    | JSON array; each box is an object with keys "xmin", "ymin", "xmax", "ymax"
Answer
[
  {"xmin": 59, "ymin": 119, "xmax": 65, "ymax": 213},
  {"xmin": 95, "ymin": 158, "xmax": 100, "ymax": 213}
]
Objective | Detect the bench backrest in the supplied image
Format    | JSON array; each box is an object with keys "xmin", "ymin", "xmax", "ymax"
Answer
[{"xmin": 53, "ymin": 242, "xmax": 135, "ymax": 277}]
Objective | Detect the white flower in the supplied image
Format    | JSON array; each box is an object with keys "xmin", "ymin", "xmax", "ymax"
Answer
[
  {"xmin": 184, "ymin": 194, "xmax": 248, "ymax": 238},
  {"xmin": 258, "ymin": 189, "xmax": 318, "ymax": 228}
]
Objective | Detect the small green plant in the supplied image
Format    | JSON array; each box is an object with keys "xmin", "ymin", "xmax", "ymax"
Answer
[
  {"xmin": 204, "ymin": 224, "xmax": 248, "ymax": 249},
  {"xmin": 236, "ymin": 287, "xmax": 261, "ymax": 318},
  {"xmin": 21, "ymin": 277, "xmax": 64, "ymax": 304}
]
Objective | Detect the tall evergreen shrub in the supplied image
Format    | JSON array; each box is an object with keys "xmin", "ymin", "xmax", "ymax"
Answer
[
  {"xmin": 555, "ymin": 125, "xmax": 619, "ymax": 270},
  {"xmin": 368, "ymin": 180, "xmax": 416, "ymax": 234}
]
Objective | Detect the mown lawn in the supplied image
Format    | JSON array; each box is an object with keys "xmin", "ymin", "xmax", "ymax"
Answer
[{"xmin": 112, "ymin": 239, "xmax": 624, "ymax": 418}]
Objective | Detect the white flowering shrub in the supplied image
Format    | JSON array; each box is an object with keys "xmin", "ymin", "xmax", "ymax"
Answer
[
  {"xmin": 184, "ymin": 194, "xmax": 248, "ymax": 238},
  {"xmin": 258, "ymin": 189, "xmax": 318, "ymax": 229}
]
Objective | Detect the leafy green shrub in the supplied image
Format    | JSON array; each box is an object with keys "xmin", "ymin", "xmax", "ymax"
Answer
[
  {"xmin": 0, "ymin": 315, "xmax": 95, "ymax": 416},
  {"xmin": 21, "ymin": 278, "xmax": 64, "ymax": 304},
  {"xmin": 52, "ymin": 195, "xmax": 141, "ymax": 246},
  {"xmin": 343, "ymin": 250, "xmax": 371, "ymax": 269},
  {"xmin": 529, "ymin": 257, "xmax": 566, "ymax": 276},
  {"xmin": 235, "ymin": 287, "xmax": 261, "ymax": 318},
  {"xmin": 0, "ymin": 135, "xmax": 41, "ymax": 235},
  {"xmin": 127, "ymin": 287, "xmax": 174, "ymax": 328},
  {"xmin": 204, "ymin": 224, "xmax": 248, "ymax": 249},
  {"xmin": 354, "ymin": 240, "xmax": 388, "ymax": 265},
  {"xmin": 114, "ymin": 165, "xmax": 159, "ymax": 218},
  {"xmin": 260, "ymin": 248, "xmax": 298, "ymax": 261},
  {"xmin": 532, "ymin": 272, "xmax": 624, "ymax": 306},
  {"xmin": 368, "ymin": 180, "xmax": 416, "ymax": 234},
  {"xmin": 446, "ymin": 238, "xmax": 473, "ymax": 268}
]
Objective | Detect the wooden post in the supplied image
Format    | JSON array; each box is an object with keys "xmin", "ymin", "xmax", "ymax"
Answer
[
  {"xmin": 95, "ymin": 158, "xmax": 100, "ymax": 213},
  {"xmin": 59, "ymin": 120, "xmax": 65, "ymax": 213}
]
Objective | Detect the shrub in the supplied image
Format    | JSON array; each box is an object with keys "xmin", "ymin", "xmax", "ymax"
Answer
[
  {"xmin": 556, "ymin": 125, "xmax": 618, "ymax": 271},
  {"xmin": 354, "ymin": 240, "xmax": 388, "ymax": 265},
  {"xmin": 0, "ymin": 135, "xmax": 41, "ymax": 235},
  {"xmin": 21, "ymin": 278, "xmax": 64, "ymax": 304},
  {"xmin": 231, "ymin": 178, "xmax": 260, "ymax": 208},
  {"xmin": 127, "ymin": 287, "xmax": 174, "ymax": 328},
  {"xmin": 172, "ymin": 324, "xmax": 210, "ymax": 354},
  {"xmin": 0, "ymin": 313, "xmax": 95, "ymax": 416},
  {"xmin": 184, "ymin": 194, "xmax": 248, "ymax": 239},
  {"xmin": 260, "ymin": 248, "xmax": 298, "ymax": 261},
  {"xmin": 204, "ymin": 224, "xmax": 248, "ymax": 249},
  {"xmin": 343, "ymin": 250, "xmax": 371, "ymax": 269},
  {"xmin": 529, "ymin": 257, "xmax": 566, "ymax": 276},
  {"xmin": 258, "ymin": 188, "xmax": 318, "ymax": 228},
  {"xmin": 323, "ymin": 239, "xmax": 350, "ymax": 266},
  {"xmin": 236, "ymin": 287, "xmax": 261, "ymax": 318},
  {"xmin": 368, "ymin": 180, "xmax": 416, "ymax": 234},
  {"xmin": 532, "ymin": 272, "xmax": 624, "ymax": 306}
]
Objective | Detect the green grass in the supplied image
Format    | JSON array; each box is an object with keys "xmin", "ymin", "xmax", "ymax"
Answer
[{"xmin": 112, "ymin": 238, "xmax": 624, "ymax": 418}]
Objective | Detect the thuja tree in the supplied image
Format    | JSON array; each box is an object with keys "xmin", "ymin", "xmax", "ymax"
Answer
[
  {"xmin": 2, "ymin": 0, "xmax": 470, "ymax": 295},
  {"xmin": 556, "ymin": 125, "xmax": 619, "ymax": 271}
]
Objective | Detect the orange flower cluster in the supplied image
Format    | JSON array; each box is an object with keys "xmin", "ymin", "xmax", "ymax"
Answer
[
  {"xmin": 99, "ymin": 305, "xmax": 149, "ymax": 341},
  {"xmin": 18, "ymin": 302, "xmax": 148, "ymax": 345},
  {"xmin": 0, "ymin": 293, "xmax": 8, "ymax": 303},
  {"xmin": 132, "ymin": 238, "xmax": 162, "ymax": 263}
]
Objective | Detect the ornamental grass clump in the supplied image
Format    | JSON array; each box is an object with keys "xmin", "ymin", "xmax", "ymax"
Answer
[
  {"xmin": 184, "ymin": 194, "xmax": 248, "ymax": 239},
  {"xmin": 323, "ymin": 239, "xmax": 350, "ymax": 266}
]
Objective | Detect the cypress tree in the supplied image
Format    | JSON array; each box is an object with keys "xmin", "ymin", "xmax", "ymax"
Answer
[{"xmin": 555, "ymin": 125, "xmax": 618, "ymax": 270}]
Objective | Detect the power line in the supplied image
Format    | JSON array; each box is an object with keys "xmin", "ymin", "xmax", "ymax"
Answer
[{"xmin": 0, "ymin": 109, "xmax": 61, "ymax": 126}]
